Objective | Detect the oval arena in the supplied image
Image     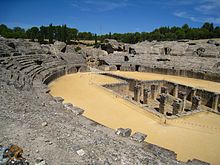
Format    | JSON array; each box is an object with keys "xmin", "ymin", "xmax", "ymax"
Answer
[{"xmin": 1, "ymin": 37, "xmax": 220, "ymax": 164}]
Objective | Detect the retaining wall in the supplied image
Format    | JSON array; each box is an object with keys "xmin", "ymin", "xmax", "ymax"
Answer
[{"xmin": 107, "ymin": 64, "xmax": 220, "ymax": 83}]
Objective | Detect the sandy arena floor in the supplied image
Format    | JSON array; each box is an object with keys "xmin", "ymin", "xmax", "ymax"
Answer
[{"xmin": 48, "ymin": 71, "xmax": 220, "ymax": 164}]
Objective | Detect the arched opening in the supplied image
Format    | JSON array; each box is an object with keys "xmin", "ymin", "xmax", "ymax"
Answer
[
  {"xmin": 135, "ymin": 65, "xmax": 140, "ymax": 71},
  {"xmin": 61, "ymin": 46, "xmax": 66, "ymax": 53},
  {"xmin": 76, "ymin": 66, "xmax": 81, "ymax": 72},
  {"xmin": 116, "ymin": 65, "xmax": 121, "ymax": 71},
  {"xmin": 34, "ymin": 60, "xmax": 43, "ymax": 65},
  {"xmin": 8, "ymin": 42, "xmax": 15, "ymax": 49},
  {"xmin": 164, "ymin": 47, "xmax": 171, "ymax": 55},
  {"xmin": 124, "ymin": 56, "xmax": 129, "ymax": 62}
]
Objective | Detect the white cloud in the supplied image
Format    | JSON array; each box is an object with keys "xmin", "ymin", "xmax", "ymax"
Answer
[
  {"xmin": 71, "ymin": 0, "xmax": 129, "ymax": 12},
  {"xmin": 195, "ymin": 0, "xmax": 220, "ymax": 15},
  {"xmin": 174, "ymin": 11, "xmax": 220, "ymax": 24},
  {"xmin": 173, "ymin": 0, "xmax": 220, "ymax": 24}
]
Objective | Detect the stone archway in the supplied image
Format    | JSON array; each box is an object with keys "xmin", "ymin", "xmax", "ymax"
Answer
[
  {"xmin": 76, "ymin": 66, "xmax": 81, "ymax": 72},
  {"xmin": 116, "ymin": 65, "xmax": 121, "ymax": 71}
]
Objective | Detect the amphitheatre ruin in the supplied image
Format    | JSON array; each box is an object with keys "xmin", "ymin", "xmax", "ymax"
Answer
[{"xmin": 1, "ymin": 36, "xmax": 220, "ymax": 164}]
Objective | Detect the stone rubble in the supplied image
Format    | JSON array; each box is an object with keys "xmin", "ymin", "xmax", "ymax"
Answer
[
  {"xmin": 131, "ymin": 132, "xmax": 147, "ymax": 143},
  {"xmin": 115, "ymin": 128, "xmax": 132, "ymax": 137}
]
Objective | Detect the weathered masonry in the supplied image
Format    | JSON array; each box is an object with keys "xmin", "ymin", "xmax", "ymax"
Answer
[{"xmin": 102, "ymin": 73, "xmax": 220, "ymax": 118}]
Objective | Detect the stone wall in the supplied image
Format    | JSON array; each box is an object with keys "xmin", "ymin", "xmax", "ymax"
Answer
[
  {"xmin": 140, "ymin": 66, "xmax": 220, "ymax": 83},
  {"xmin": 102, "ymin": 82, "xmax": 129, "ymax": 96},
  {"xmin": 107, "ymin": 64, "xmax": 220, "ymax": 83},
  {"xmin": 102, "ymin": 72, "xmax": 220, "ymax": 113},
  {"xmin": 163, "ymin": 81, "xmax": 220, "ymax": 109},
  {"xmin": 43, "ymin": 64, "xmax": 88, "ymax": 85}
]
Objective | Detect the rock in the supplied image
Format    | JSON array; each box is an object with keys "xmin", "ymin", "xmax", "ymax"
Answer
[
  {"xmin": 104, "ymin": 159, "xmax": 111, "ymax": 165},
  {"xmin": 54, "ymin": 97, "xmax": 64, "ymax": 103},
  {"xmin": 207, "ymin": 39, "xmax": 215, "ymax": 44},
  {"xmin": 35, "ymin": 157, "xmax": 44, "ymax": 164},
  {"xmin": 187, "ymin": 159, "xmax": 210, "ymax": 165},
  {"xmin": 101, "ymin": 43, "xmax": 114, "ymax": 54},
  {"xmin": 35, "ymin": 158, "xmax": 47, "ymax": 165},
  {"xmin": 40, "ymin": 44, "xmax": 51, "ymax": 54},
  {"xmin": 131, "ymin": 132, "xmax": 147, "ymax": 142},
  {"xmin": 50, "ymin": 41, "xmax": 66, "ymax": 54},
  {"xmin": 64, "ymin": 45, "xmax": 76, "ymax": 53},
  {"xmin": 177, "ymin": 39, "xmax": 189, "ymax": 42},
  {"xmin": 101, "ymin": 39, "xmax": 126, "ymax": 54},
  {"xmin": 76, "ymin": 149, "xmax": 85, "ymax": 156},
  {"xmin": 195, "ymin": 47, "xmax": 205, "ymax": 56},
  {"xmin": 129, "ymin": 47, "xmax": 136, "ymax": 55},
  {"xmin": 63, "ymin": 103, "xmax": 84, "ymax": 115},
  {"xmin": 7, "ymin": 42, "xmax": 16, "ymax": 49},
  {"xmin": 13, "ymin": 39, "xmax": 49, "ymax": 55},
  {"xmin": 41, "ymin": 122, "xmax": 48, "ymax": 127},
  {"xmin": 104, "ymin": 39, "xmax": 120, "ymax": 50},
  {"xmin": 61, "ymin": 53, "xmax": 86, "ymax": 65},
  {"xmin": 72, "ymin": 107, "xmax": 84, "ymax": 115},
  {"xmin": 115, "ymin": 128, "xmax": 132, "ymax": 137},
  {"xmin": 215, "ymin": 42, "xmax": 220, "ymax": 46}
]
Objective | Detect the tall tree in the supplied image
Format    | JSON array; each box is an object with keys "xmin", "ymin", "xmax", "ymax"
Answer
[
  {"xmin": 61, "ymin": 24, "xmax": 67, "ymax": 42},
  {"xmin": 182, "ymin": 24, "xmax": 190, "ymax": 32},
  {"xmin": 26, "ymin": 27, "xmax": 39, "ymax": 41},
  {"xmin": 94, "ymin": 33, "xmax": 98, "ymax": 46},
  {"xmin": 48, "ymin": 23, "xmax": 53, "ymax": 44},
  {"xmin": 202, "ymin": 22, "xmax": 214, "ymax": 32},
  {"xmin": 13, "ymin": 27, "xmax": 26, "ymax": 38},
  {"xmin": 109, "ymin": 32, "xmax": 112, "ymax": 39}
]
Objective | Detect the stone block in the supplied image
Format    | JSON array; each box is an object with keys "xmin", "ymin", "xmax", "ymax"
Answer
[
  {"xmin": 115, "ymin": 128, "xmax": 132, "ymax": 137},
  {"xmin": 54, "ymin": 97, "xmax": 64, "ymax": 103},
  {"xmin": 134, "ymin": 85, "xmax": 141, "ymax": 102},
  {"xmin": 143, "ymin": 88, "xmax": 150, "ymax": 104},
  {"xmin": 63, "ymin": 103, "xmax": 84, "ymax": 115},
  {"xmin": 172, "ymin": 99, "xmax": 182, "ymax": 115},
  {"xmin": 191, "ymin": 96, "xmax": 201, "ymax": 111},
  {"xmin": 161, "ymin": 86, "xmax": 168, "ymax": 94},
  {"xmin": 131, "ymin": 132, "xmax": 147, "ymax": 142},
  {"xmin": 159, "ymin": 94, "xmax": 168, "ymax": 114}
]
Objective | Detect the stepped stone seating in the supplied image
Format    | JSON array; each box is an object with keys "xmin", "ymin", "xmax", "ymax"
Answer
[
  {"xmin": 0, "ymin": 38, "xmax": 86, "ymax": 88},
  {"xmin": 98, "ymin": 39, "xmax": 220, "ymax": 76}
]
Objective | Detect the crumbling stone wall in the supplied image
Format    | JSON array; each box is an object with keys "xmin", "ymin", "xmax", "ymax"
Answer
[
  {"xmin": 102, "ymin": 82, "xmax": 129, "ymax": 96},
  {"xmin": 103, "ymin": 72, "xmax": 220, "ymax": 115}
]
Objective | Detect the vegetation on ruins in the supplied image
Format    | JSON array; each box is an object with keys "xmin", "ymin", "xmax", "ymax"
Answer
[{"xmin": 0, "ymin": 22, "xmax": 220, "ymax": 44}]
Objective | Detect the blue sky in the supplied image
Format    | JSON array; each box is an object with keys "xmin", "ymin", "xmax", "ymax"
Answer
[{"xmin": 0, "ymin": 0, "xmax": 220, "ymax": 34}]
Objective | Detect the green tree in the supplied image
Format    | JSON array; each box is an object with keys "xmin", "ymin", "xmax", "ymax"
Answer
[
  {"xmin": 26, "ymin": 27, "xmax": 39, "ymax": 41},
  {"xmin": 214, "ymin": 26, "xmax": 220, "ymax": 38},
  {"xmin": 109, "ymin": 32, "xmax": 112, "ymax": 39},
  {"xmin": 54, "ymin": 26, "xmax": 62, "ymax": 41},
  {"xmin": 0, "ymin": 24, "xmax": 13, "ymax": 38},
  {"xmin": 202, "ymin": 22, "xmax": 214, "ymax": 32},
  {"xmin": 182, "ymin": 24, "xmax": 190, "ymax": 32},
  {"xmin": 48, "ymin": 23, "xmax": 53, "ymax": 44},
  {"xmin": 61, "ymin": 24, "xmax": 67, "ymax": 42},
  {"xmin": 175, "ymin": 29, "xmax": 185, "ymax": 39},
  {"xmin": 13, "ymin": 27, "xmax": 26, "ymax": 38}
]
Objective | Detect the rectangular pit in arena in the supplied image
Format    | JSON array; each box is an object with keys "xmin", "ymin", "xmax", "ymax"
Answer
[{"xmin": 101, "ymin": 72, "xmax": 220, "ymax": 118}]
